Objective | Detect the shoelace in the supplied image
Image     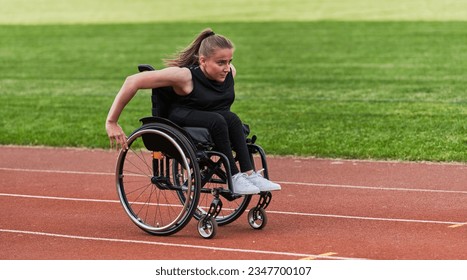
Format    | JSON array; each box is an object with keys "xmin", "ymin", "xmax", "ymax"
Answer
[{"xmin": 251, "ymin": 169, "xmax": 265, "ymax": 178}]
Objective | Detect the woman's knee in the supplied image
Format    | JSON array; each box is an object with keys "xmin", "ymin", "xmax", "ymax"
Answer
[
  {"xmin": 221, "ymin": 111, "xmax": 242, "ymax": 127},
  {"xmin": 207, "ymin": 113, "xmax": 229, "ymax": 135}
]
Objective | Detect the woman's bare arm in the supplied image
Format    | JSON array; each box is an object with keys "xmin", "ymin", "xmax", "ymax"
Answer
[{"xmin": 105, "ymin": 67, "xmax": 192, "ymax": 149}]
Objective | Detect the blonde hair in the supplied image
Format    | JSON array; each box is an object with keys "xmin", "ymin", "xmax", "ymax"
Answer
[{"xmin": 164, "ymin": 28, "xmax": 234, "ymax": 67}]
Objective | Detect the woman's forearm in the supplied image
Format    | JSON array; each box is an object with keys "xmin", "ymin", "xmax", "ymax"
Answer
[{"xmin": 106, "ymin": 76, "xmax": 139, "ymax": 123}]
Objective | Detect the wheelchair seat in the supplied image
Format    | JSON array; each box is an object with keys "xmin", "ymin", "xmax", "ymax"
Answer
[{"xmin": 184, "ymin": 127, "xmax": 213, "ymax": 146}]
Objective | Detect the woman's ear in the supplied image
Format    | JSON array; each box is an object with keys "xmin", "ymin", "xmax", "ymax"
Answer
[{"xmin": 199, "ymin": 55, "xmax": 207, "ymax": 66}]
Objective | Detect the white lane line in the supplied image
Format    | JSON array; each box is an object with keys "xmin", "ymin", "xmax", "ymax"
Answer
[
  {"xmin": 1, "ymin": 193, "xmax": 464, "ymax": 227},
  {"xmin": 2, "ymin": 167, "xmax": 466, "ymax": 195},
  {"xmin": 0, "ymin": 229, "xmax": 357, "ymax": 260},
  {"xmin": 267, "ymin": 210, "xmax": 464, "ymax": 226},
  {"xmin": 0, "ymin": 193, "xmax": 119, "ymax": 204},
  {"xmin": 0, "ymin": 167, "xmax": 113, "ymax": 176},
  {"xmin": 277, "ymin": 181, "xmax": 467, "ymax": 195},
  {"xmin": 448, "ymin": 223, "xmax": 467, "ymax": 228}
]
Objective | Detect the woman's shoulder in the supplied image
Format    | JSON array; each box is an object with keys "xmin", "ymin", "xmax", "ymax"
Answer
[
  {"xmin": 230, "ymin": 64, "xmax": 236, "ymax": 77},
  {"xmin": 163, "ymin": 67, "xmax": 193, "ymax": 96},
  {"xmin": 158, "ymin": 66, "xmax": 192, "ymax": 83}
]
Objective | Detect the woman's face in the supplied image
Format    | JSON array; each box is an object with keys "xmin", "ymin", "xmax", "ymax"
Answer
[{"xmin": 200, "ymin": 48, "xmax": 234, "ymax": 83}]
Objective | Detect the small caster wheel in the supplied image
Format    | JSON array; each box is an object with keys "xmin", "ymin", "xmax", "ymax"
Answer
[
  {"xmin": 198, "ymin": 215, "xmax": 218, "ymax": 239},
  {"xmin": 248, "ymin": 207, "xmax": 267, "ymax": 229}
]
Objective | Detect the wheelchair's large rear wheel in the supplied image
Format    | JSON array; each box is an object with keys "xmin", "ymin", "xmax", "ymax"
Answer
[{"xmin": 116, "ymin": 125, "xmax": 201, "ymax": 236}]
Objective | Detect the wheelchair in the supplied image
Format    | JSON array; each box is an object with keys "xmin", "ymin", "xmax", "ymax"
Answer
[{"xmin": 115, "ymin": 64, "xmax": 273, "ymax": 239}]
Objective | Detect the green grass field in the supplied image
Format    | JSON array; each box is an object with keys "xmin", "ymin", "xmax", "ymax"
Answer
[
  {"xmin": 1, "ymin": 1, "xmax": 466, "ymax": 162},
  {"xmin": 3, "ymin": 0, "xmax": 467, "ymax": 23}
]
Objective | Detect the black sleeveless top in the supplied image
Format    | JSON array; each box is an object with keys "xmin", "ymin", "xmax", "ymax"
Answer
[{"xmin": 171, "ymin": 65, "xmax": 235, "ymax": 112}]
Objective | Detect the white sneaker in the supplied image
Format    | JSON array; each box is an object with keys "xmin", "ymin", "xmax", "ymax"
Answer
[
  {"xmin": 246, "ymin": 171, "xmax": 281, "ymax": 192},
  {"xmin": 232, "ymin": 173, "xmax": 260, "ymax": 195}
]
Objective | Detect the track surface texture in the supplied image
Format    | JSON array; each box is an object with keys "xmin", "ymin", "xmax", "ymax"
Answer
[{"xmin": 1, "ymin": 146, "xmax": 466, "ymax": 260}]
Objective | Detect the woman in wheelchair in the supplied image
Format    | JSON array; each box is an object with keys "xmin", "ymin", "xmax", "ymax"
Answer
[{"xmin": 106, "ymin": 28, "xmax": 280, "ymax": 195}]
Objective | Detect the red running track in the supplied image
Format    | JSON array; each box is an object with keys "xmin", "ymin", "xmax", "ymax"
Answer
[{"xmin": 0, "ymin": 146, "xmax": 466, "ymax": 260}]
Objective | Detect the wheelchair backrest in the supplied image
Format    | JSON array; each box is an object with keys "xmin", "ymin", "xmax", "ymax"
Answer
[
  {"xmin": 138, "ymin": 64, "xmax": 176, "ymax": 118},
  {"xmin": 151, "ymin": 87, "xmax": 177, "ymax": 118}
]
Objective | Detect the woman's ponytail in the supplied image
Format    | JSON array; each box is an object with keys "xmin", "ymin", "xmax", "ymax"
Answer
[
  {"xmin": 164, "ymin": 28, "xmax": 233, "ymax": 67},
  {"xmin": 164, "ymin": 28, "xmax": 215, "ymax": 67}
]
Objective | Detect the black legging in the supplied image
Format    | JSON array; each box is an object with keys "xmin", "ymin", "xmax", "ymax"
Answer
[{"xmin": 168, "ymin": 109, "xmax": 253, "ymax": 175}]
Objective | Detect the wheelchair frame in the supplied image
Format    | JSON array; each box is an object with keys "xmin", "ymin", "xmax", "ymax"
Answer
[{"xmin": 115, "ymin": 64, "xmax": 273, "ymax": 238}]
